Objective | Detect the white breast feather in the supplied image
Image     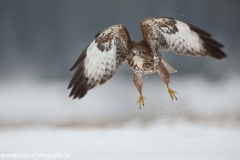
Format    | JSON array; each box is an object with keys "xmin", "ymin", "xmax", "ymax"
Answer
[{"xmin": 133, "ymin": 56, "xmax": 144, "ymax": 68}]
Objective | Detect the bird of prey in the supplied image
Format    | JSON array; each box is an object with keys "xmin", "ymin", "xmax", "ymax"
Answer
[{"xmin": 68, "ymin": 17, "xmax": 227, "ymax": 108}]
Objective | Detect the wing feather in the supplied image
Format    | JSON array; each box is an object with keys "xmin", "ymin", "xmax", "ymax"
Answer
[
  {"xmin": 68, "ymin": 24, "xmax": 131, "ymax": 99},
  {"xmin": 141, "ymin": 17, "xmax": 227, "ymax": 59}
]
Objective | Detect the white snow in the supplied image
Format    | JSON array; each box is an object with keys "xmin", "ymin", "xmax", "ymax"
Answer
[
  {"xmin": 0, "ymin": 75, "xmax": 240, "ymax": 159},
  {"xmin": 0, "ymin": 74, "xmax": 239, "ymax": 127},
  {"xmin": 0, "ymin": 124, "xmax": 240, "ymax": 160}
]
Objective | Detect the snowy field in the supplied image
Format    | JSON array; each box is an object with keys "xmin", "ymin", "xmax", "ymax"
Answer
[
  {"xmin": 1, "ymin": 124, "xmax": 240, "ymax": 160},
  {"xmin": 0, "ymin": 75, "xmax": 240, "ymax": 159}
]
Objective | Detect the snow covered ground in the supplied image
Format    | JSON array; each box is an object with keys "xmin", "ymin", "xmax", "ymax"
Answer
[
  {"xmin": 0, "ymin": 75, "xmax": 240, "ymax": 159},
  {"xmin": 0, "ymin": 124, "xmax": 240, "ymax": 160}
]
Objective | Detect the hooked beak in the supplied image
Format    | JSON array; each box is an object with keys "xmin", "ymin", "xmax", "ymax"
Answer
[{"xmin": 132, "ymin": 50, "xmax": 137, "ymax": 56}]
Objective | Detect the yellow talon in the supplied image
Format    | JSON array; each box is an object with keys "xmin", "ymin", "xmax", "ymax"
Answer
[
  {"xmin": 137, "ymin": 94, "xmax": 145, "ymax": 109},
  {"xmin": 167, "ymin": 85, "xmax": 178, "ymax": 100}
]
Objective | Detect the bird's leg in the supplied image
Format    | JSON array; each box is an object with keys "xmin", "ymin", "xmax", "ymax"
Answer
[
  {"xmin": 133, "ymin": 72, "xmax": 145, "ymax": 109},
  {"xmin": 158, "ymin": 62, "xmax": 178, "ymax": 100}
]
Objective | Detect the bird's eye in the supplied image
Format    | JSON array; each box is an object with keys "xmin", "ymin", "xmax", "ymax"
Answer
[{"xmin": 132, "ymin": 52, "xmax": 136, "ymax": 56}]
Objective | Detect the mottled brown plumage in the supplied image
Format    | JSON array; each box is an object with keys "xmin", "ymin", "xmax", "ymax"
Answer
[{"xmin": 68, "ymin": 17, "xmax": 227, "ymax": 108}]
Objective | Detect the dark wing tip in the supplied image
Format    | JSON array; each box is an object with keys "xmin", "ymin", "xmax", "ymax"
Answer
[
  {"xmin": 68, "ymin": 76, "xmax": 89, "ymax": 99},
  {"xmin": 202, "ymin": 36, "xmax": 227, "ymax": 59},
  {"xmin": 208, "ymin": 46, "xmax": 227, "ymax": 59},
  {"xmin": 68, "ymin": 46, "xmax": 89, "ymax": 99},
  {"xmin": 69, "ymin": 47, "xmax": 88, "ymax": 72},
  {"xmin": 187, "ymin": 23, "xmax": 212, "ymax": 37},
  {"xmin": 68, "ymin": 60, "xmax": 89, "ymax": 99},
  {"xmin": 188, "ymin": 23, "xmax": 227, "ymax": 59},
  {"xmin": 69, "ymin": 66, "xmax": 75, "ymax": 72}
]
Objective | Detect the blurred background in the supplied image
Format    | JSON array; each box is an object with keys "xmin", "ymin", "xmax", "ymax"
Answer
[{"xmin": 0, "ymin": 0, "xmax": 240, "ymax": 127}]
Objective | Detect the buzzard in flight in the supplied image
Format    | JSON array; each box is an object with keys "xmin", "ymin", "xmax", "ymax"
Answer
[{"xmin": 68, "ymin": 17, "xmax": 227, "ymax": 108}]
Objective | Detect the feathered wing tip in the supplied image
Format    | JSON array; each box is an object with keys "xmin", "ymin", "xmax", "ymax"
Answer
[
  {"xmin": 68, "ymin": 48, "xmax": 87, "ymax": 89},
  {"xmin": 69, "ymin": 47, "xmax": 88, "ymax": 72},
  {"xmin": 187, "ymin": 24, "xmax": 227, "ymax": 59},
  {"xmin": 68, "ymin": 48, "xmax": 88, "ymax": 99}
]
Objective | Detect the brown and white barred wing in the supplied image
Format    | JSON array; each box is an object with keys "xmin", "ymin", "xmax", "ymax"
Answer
[
  {"xmin": 68, "ymin": 24, "xmax": 131, "ymax": 99},
  {"xmin": 141, "ymin": 17, "xmax": 227, "ymax": 59}
]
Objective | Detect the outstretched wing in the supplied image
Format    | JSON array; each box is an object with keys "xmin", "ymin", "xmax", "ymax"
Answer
[
  {"xmin": 141, "ymin": 17, "xmax": 227, "ymax": 59},
  {"xmin": 68, "ymin": 24, "xmax": 131, "ymax": 99}
]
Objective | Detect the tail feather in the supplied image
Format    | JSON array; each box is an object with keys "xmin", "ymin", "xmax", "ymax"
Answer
[{"xmin": 162, "ymin": 60, "xmax": 177, "ymax": 73}]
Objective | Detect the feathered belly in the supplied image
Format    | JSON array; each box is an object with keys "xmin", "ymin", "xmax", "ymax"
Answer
[{"xmin": 131, "ymin": 58, "xmax": 155, "ymax": 75}]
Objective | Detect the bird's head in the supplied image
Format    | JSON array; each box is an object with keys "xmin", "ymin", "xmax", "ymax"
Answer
[{"xmin": 131, "ymin": 48, "xmax": 145, "ymax": 57}]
